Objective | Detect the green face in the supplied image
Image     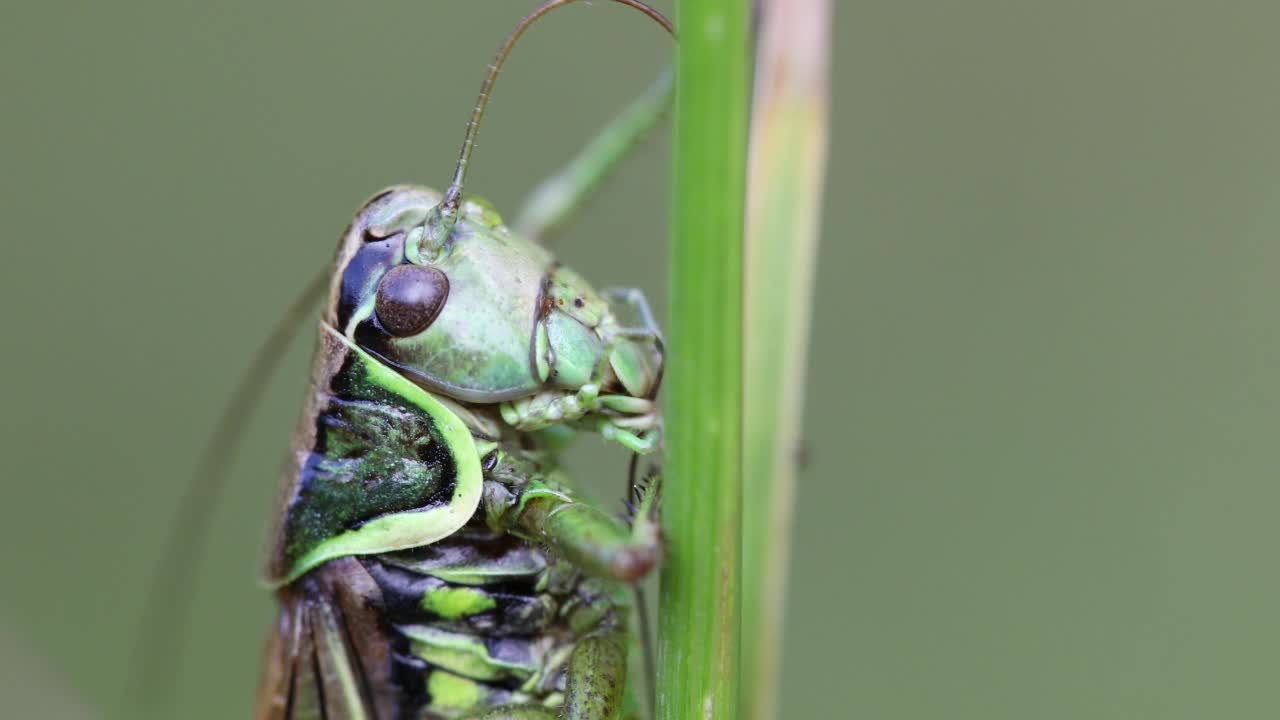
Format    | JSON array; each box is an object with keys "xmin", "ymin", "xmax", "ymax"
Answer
[{"xmin": 331, "ymin": 186, "xmax": 663, "ymax": 407}]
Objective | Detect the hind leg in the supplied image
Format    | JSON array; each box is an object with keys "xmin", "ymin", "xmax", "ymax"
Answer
[
  {"xmin": 560, "ymin": 634, "xmax": 628, "ymax": 720},
  {"xmin": 464, "ymin": 634, "xmax": 629, "ymax": 720},
  {"xmin": 465, "ymin": 706, "xmax": 560, "ymax": 720}
]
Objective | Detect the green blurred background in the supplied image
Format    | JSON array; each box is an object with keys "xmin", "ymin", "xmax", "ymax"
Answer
[{"xmin": 3, "ymin": 1, "xmax": 1279, "ymax": 717}]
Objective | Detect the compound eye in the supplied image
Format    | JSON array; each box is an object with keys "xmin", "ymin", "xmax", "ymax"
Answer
[{"xmin": 375, "ymin": 264, "xmax": 449, "ymax": 337}]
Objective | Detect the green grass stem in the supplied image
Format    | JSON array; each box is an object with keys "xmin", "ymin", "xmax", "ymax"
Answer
[{"xmin": 656, "ymin": 1, "xmax": 751, "ymax": 719}]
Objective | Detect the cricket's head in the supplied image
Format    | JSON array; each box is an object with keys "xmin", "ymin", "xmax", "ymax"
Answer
[
  {"xmin": 328, "ymin": 186, "xmax": 663, "ymax": 419},
  {"xmin": 313, "ymin": 2, "xmax": 672, "ymax": 447}
]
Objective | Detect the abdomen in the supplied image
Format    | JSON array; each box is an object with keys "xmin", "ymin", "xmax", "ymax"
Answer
[{"xmin": 257, "ymin": 521, "xmax": 623, "ymax": 720}]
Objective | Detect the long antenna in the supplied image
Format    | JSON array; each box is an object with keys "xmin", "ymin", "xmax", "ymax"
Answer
[
  {"xmin": 435, "ymin": 0, "xmax": 675, "ymax": 233},
  {"xmin": 131, "ymin": 271, "xmax": 328, "ymax": 708}
]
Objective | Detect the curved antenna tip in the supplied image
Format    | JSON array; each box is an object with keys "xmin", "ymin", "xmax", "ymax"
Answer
[{"xmin": 440, "ymin": 0, "xmax": 674, "ymax": 225}]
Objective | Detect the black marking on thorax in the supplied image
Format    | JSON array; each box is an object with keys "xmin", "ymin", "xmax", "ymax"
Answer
[{"xmin": 278, "ymin": 350, "xmax": 461, "ymax": 573}]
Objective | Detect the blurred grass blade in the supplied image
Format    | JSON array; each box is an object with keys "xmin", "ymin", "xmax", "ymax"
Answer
[
  {"xmin": 742, "ymin": 1, "xmax": 831, "ymax": 718},
  {"xmin": 656, "ymin": 1, "xmax": 750, "ymax": 719}
]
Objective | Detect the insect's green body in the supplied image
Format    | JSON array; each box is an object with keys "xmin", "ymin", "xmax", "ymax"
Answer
[
  {"xmin": 256, "ymin": 189, "xmax": 664, "ymax": 720},
  {"xmin": 228, "ymin": 5, "xmax": 675, "ymax": 716}
]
